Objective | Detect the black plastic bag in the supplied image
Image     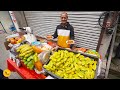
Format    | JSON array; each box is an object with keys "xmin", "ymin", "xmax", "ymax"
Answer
[
  {"xmin": 115, "ymin": 43, "xmax": 120, "ymax": 59},
  {"xmin": 0, "ymin": 69, "xmax": 8, "ymax": 79}
]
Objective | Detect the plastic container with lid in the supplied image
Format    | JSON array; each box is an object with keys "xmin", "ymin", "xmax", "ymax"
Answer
[
  {"xmin": 38, "ymin": 51, "xmax": 51, "ymax": 64},
  {"xmin": 31, "ymin": 41, "xmax": 41, "ymax": 46}
]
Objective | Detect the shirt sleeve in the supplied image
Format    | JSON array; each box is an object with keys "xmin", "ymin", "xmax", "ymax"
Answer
[
  {"xmin": 70, "ymin": 26, "xmax": 74, "ymax": 40},
  {"xmin": 52, "ymin": 26, "xmax": 58, "ymax": 39}
]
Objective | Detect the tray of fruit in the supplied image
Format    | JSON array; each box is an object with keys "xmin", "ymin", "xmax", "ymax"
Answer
[
  {"xmin": 59, "ymin": 47, "xmax": 99, "ymax": 60},
  {"xmin": 6, "ymin": 35, "xmax": 25, "ymax": 44},
  {"xmin": 85, "ymin": 49, "xmax": 100, "ymax": 59},
  {"xmin": 43, "ymin": 48, "xmax": 99, "ymax": 79}
]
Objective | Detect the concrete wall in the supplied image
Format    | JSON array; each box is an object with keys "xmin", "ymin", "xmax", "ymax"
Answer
[{"xmin": 0, "ymin": 11, "xmax": 13, "ymax": 33}]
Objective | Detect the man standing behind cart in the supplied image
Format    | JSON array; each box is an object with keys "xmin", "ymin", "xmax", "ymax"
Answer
[{"xmin": 47, "ymin": 12, "xmax": 75, "ymax": 49}]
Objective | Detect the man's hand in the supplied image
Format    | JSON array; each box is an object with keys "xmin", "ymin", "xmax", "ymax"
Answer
[
  {"xmin": 66, "ymin": 40, "xmax": 75, "ymax": 44},
  {"xmin": 46, "ymin": 35, "xmax": 53, "ymax": 40}
]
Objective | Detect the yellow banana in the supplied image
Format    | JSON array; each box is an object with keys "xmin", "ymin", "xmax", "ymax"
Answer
[
  {"xmin": 20, "ymin": 47, "xmax": 32, "ymax": 53},
  {"xmin": 17, "ymin": 44, "xmax": 29, "ymax": 51},
  {"xmin": 19, "ymin": 45, "xmax": 31, "ymax": 51},
  {"xmin": 19, "ymin": 49, "xmax": 34, "ymax": 57}
]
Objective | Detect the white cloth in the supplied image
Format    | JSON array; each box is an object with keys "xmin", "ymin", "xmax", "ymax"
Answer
[
  {"xmin": 57, "ymin": 29, "xmax": 70, "ymax": 36},
  {"xmin": 45, "ymin": 75, "xmax": 55, "ymax": 79},
  {"xmin": 97, "ymin": 59, "xmax": 102, "ymax": 76}
]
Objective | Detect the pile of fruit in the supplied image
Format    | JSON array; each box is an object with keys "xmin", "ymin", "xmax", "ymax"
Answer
[
  {"xmin": 16, "ymin": 44, "xmax": 42, "ymax": 70},
  {"xmin": 44, "ymin": 50, "xmax": 97, "ymax": 79},
  {"xmin": 7, "ymin": 36, "xmax": 25, "ymax": 44},
  {"xmin": 85, "ymin": 50, "xmax": 100, "ymax": 58},
  {"xmin": 76, "ymin": 47, "xmax": 87, "ymax": 52}
]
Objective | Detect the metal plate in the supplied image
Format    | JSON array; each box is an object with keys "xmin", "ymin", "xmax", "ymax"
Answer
[{"xmin": 43, "ymin": 47, "xmax": 99, "ymax": 79}]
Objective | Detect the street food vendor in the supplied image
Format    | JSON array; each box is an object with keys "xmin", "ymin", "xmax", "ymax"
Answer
[{"xmin": 47, "ymin": 12, "xmax": 75, "ymax": 49}]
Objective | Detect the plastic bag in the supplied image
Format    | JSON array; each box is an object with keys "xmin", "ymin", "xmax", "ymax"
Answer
[
  {"xmin": 114, "ymin": 43, "xmax": 120, "ymax": 59},
  {"xmin": 57, "ymin": 29, "xmax": 70, "ymax": 48}
]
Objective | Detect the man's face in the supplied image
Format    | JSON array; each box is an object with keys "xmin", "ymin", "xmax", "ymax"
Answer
[{"xmin": 61, "ymin": 13, "xmax": 68, "ymax": 24}]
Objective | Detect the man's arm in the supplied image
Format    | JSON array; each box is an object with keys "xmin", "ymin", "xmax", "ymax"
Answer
[
  {"xmin": 52, "ymin": 27, "xmax": 58, "ymax": 39},
  {"xmin": 70, "ymin": 26, "xmax": 74, "ymax": 49},
  {"xmin": 70, "ymin": 26, "xmax": 74, "ymax": 40}
]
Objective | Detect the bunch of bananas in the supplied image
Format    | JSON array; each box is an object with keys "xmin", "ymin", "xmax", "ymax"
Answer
[
  {"xmin": 22, "ymin": 53, "xmax": 39, "ymax": 70},
  {"xmin": 16, "ymin": 44, "xmax": 39, "ymax": 70},
  {"xmin": 16, "ymin": 44, "xmax": 34, "ymax": 59}
]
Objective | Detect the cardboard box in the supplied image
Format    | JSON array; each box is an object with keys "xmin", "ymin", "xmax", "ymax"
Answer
[
  {"xmin": 4, "ymin": 32, "xmax": 24, "ymax": 50},
  {"xmin": 4, "ymin": 41, "xmax": 10, "ymax": 50}
]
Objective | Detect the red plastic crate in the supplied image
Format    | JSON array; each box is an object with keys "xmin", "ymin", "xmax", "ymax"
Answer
[{"xmin": 7, "ymin": 58, "xmax": 46, "ymax": 79}]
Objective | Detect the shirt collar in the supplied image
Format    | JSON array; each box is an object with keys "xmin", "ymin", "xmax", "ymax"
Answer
[{"xmin": 61, "ymin": 22, "xmax": 69, "ymax": 28}]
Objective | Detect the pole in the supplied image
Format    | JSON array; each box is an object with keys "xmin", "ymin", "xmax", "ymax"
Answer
[
  {"xmin": 8, "ymin": 11, "xmax": 20, "ymax": 32},
  {"xmin": 0, "ymin": 21, "xmax": 7, "ymax": 33},
  {"xmin": 105, "ymin": 26, "xmax": 117, "ymax": 78},
  {"xmin": 105, "ymin": 12, "xmax": 119, "ymax": 78}
]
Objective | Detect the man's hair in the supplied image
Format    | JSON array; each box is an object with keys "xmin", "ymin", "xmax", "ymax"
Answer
[{"xmin": 61, "ymin": 12, "xmax": 68, "ymax": 18}]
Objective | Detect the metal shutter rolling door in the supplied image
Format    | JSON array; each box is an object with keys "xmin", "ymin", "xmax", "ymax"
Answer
[{"xmin": 24, "ymin": 11, "xmax": 104, "ymax": 50}]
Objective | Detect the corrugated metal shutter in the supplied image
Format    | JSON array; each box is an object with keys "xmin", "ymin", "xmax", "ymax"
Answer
[{"xmin": 24, "ymin": 11, "xmax": 103, "ymax": 50}]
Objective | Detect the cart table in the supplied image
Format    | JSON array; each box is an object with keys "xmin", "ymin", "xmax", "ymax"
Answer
[{"xmin": 7, "ymin": 58, "xmax": 46, "ymax": 79}]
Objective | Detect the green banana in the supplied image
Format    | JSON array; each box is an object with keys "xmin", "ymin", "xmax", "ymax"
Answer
[
  {"xmin": 33, "ymin": 53, "xmax": 38, "ymax": 62},
  {"xmin": 23, "ymin": 57, "xmax": 27, "ymax": 61},
  {"xmin": 29, "ymin": 64, "xmax": 34, "ymax": 70},
  {"xmin": 24, "ymin": 52, "xmax": 34, "ymax": 58},
  {"xmin": 27, "ymin": 60, "xmax": 34, "ymax": 67},
  {"xmin": 19, "ymin": 49, "xmax": 33, "ymax": 57},
  {"xmin": 22, "ymin": 59, "xmax": 26, "ymax": 63},
  {"xmin": 27, "ymin": 55, "xmax": 34, "ymax": 62},
  {"xmin": 24, "ymin": 61, "xmax": 29, "ymax": 65}
]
